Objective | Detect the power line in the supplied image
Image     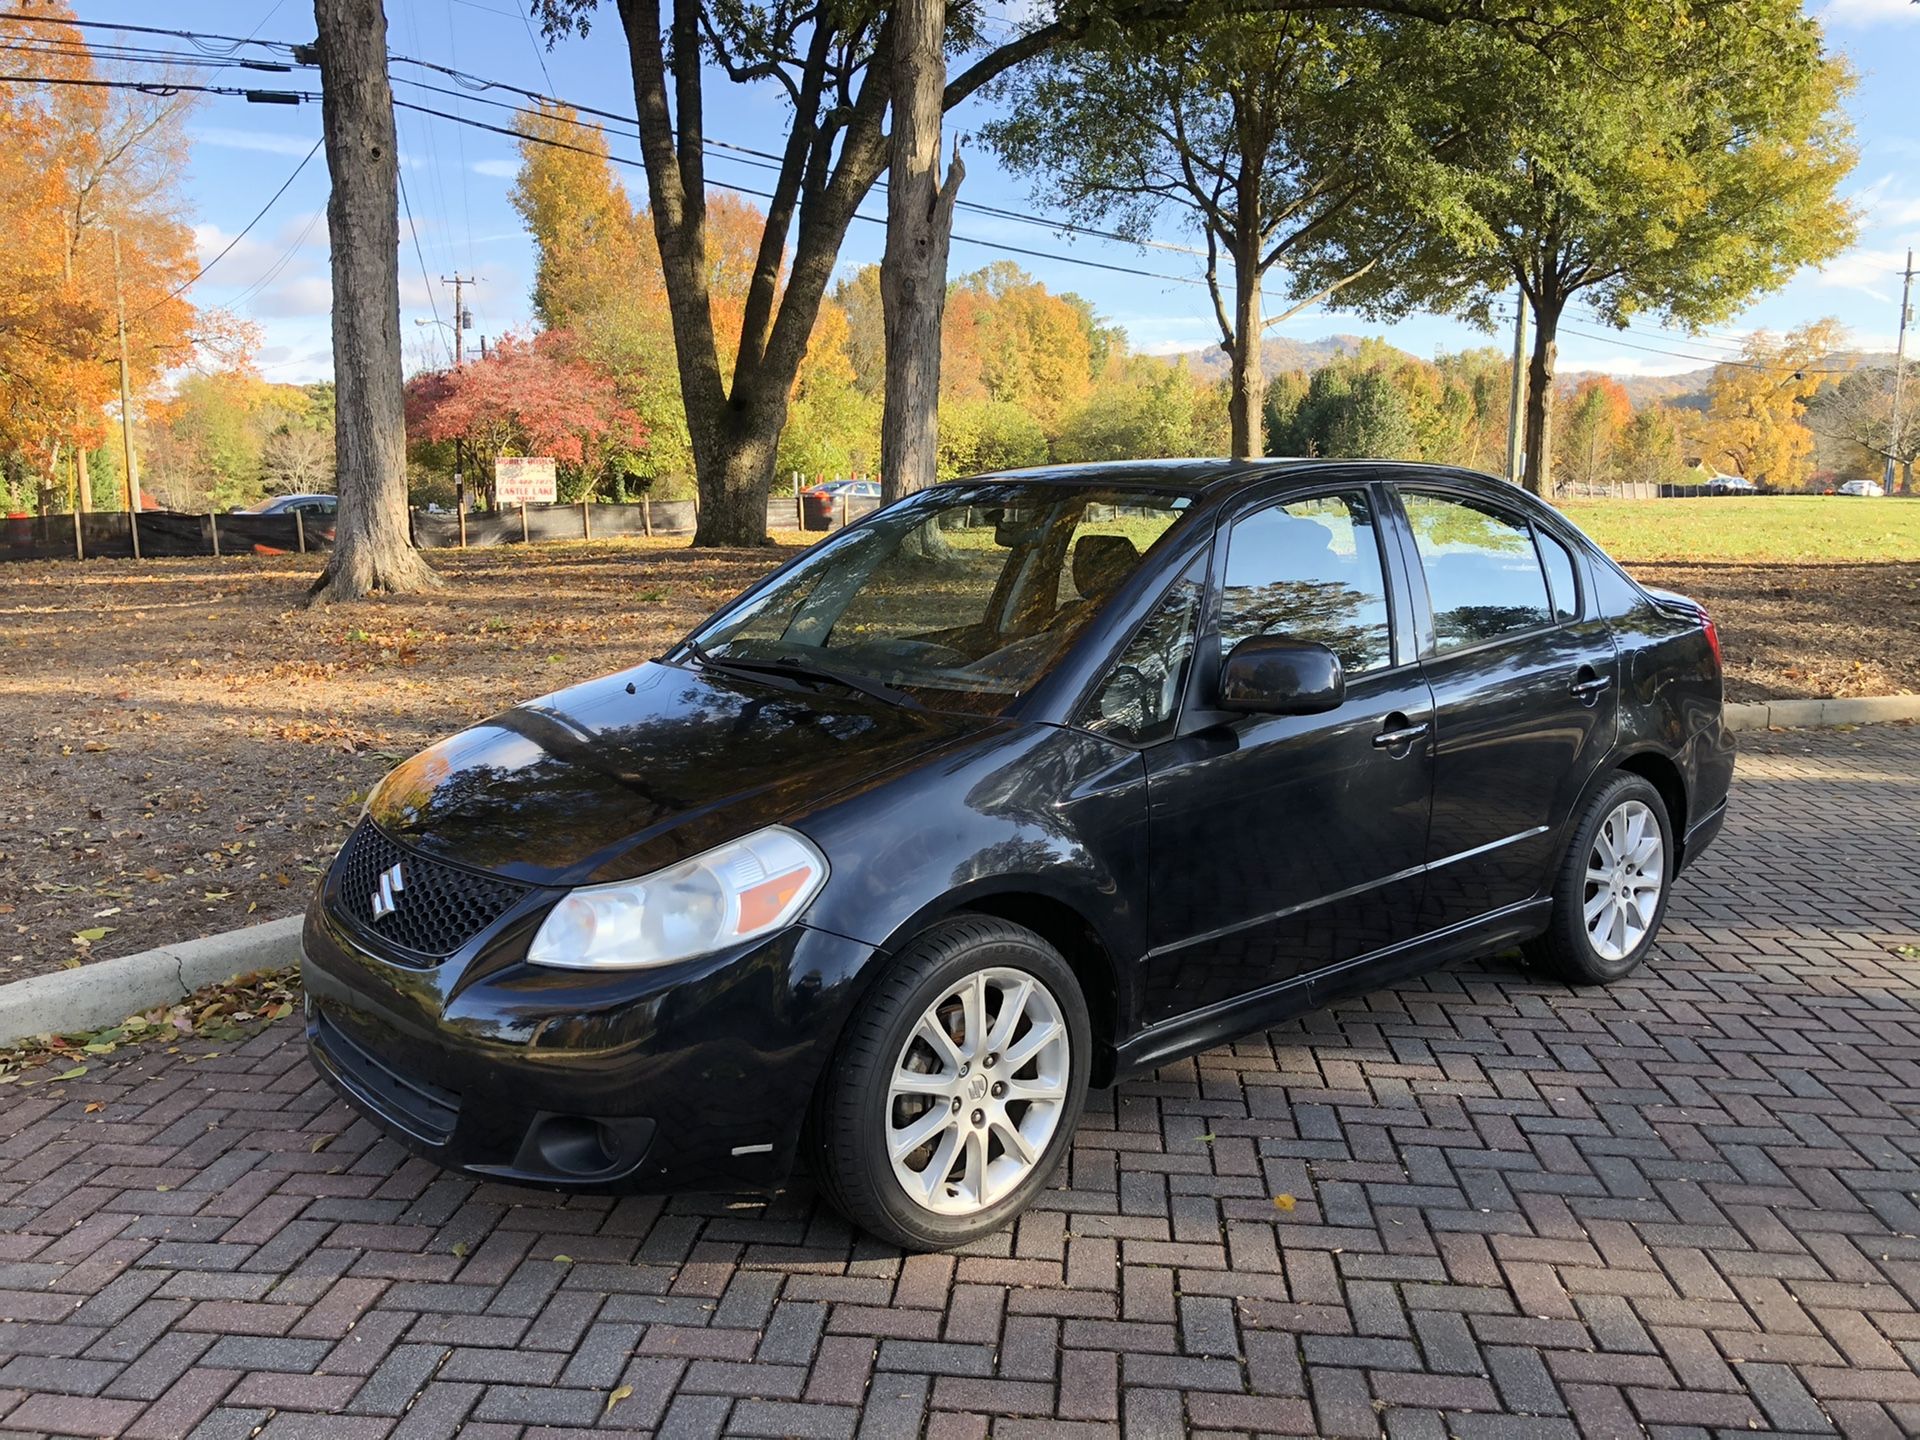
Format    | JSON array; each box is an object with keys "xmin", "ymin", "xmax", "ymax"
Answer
[
  {"xmin": 142, "ymin": 135, "xmax": 323, "ymax": 314},
  {"xmin": 387, "ymin": 94, "xmax": 1239, "ymax": 295},
  {"xmin": 0, "ymin": 13, "xmax": 295, "ymax": 56},
  {"xmin": 2, "ymin": 17, "xmax": 1217, "ymax": 265},
  {"xmin": 515, "ymin": 0, "xmax": 557, "ymax": 94},
  {"xmin": 397, "ymin": 168, "xmax": 450, "ymax": 365}
]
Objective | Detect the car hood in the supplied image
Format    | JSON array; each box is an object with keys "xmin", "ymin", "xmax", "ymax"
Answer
[{"xmin": 366, "ymin": 660, "xmax": 995, "ymax": 886}]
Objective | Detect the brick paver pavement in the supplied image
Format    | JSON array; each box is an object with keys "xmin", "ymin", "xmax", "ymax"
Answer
[{"xmin": 4, "ymin": 726, "xmax": 1919, "ymax": 1439}]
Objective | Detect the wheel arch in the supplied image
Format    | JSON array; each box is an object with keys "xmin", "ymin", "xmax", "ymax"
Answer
[
  {"xmin": 846, "ymin": 885, "xmax": 1128, "ymax": 1090},
  {"xmin": 1613, "ymin": 748, "xmax": 1688, "ymax": 853}
]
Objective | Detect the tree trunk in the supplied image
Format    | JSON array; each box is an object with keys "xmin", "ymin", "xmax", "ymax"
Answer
[
  {"xmin": 1227, "ymin": 241, "xmax": 1264, "ymax": 460},
  {"xmin": 1521, "ymin": 294, "xmax": 1563, "ymax": 498},
  {"xmin": 880, "ymin": 0, "xmax": 963, "ymax": 505},
  {"xmin": 308, "ymin": 0, "xmax": 439, "ymax": 602},
  {"xmin": 694, "ymin": 416, "xmax": 783, "ymax": 547}
]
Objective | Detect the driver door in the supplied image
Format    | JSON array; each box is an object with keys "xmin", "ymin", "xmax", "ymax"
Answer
[{"xmin": 1140, "ymin": 483, "xmax": 1435, "ymax": 1024}]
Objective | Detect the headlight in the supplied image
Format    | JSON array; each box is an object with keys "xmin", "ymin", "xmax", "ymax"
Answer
[{"xmin": 526, "ymin": 826, "xmax": 828, "ymax": 970}]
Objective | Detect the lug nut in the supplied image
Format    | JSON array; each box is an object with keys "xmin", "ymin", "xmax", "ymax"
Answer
[
  {"xmin": 971, "ymin": 1109, "xmax": 985, "ymax": 1126},
  {"xmin": 950, "ymin": 1097, "xmax": 962, "ymax": 1113},
  {"xmin": 958, "ymin": 1061, "xmax": 969, "ymax": 1077},
  {"xmin": 991, "ymin": 1081, "xmax": 1006, "ymax": 1098},
  {"xmin": 983, "ymin": 1053, "xmax": 996, "ymax": 1068}
]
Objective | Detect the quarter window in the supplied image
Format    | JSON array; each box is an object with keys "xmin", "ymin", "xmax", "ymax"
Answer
[
  {"xmin": 1402, "ymin": 492, "xmax": 1552, "ymax": 650},
  {"xmin": 1537, "ymin": 529, "xmax": 1579, "ymax": 622},
  {"xmin": 1219, "ymin": 491, "xmax": 1392, "ymax": 675}
]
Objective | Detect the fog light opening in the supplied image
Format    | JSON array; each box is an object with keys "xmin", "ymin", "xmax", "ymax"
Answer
[{"xmin": 530, "ymin": 1114, "xmax": 618, "ymax": 1177}]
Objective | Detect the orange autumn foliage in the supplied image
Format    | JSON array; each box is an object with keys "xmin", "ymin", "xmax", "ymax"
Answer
[{"xmin": 0, "ymin": 0, "xmax": 203, "ymax": 493}]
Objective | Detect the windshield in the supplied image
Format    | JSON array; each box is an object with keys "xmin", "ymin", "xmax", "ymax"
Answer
[{"xmin": 683, "ymin": 482, "xmax": 1193, "ymax": 714}]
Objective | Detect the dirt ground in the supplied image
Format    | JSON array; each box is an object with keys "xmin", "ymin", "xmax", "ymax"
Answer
[{"xmin": 3, "ymin": 538, "xmax": 1915, "ymax": 984}]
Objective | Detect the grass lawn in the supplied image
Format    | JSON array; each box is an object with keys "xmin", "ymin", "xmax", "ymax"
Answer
[{"xmin": 1559, "ymin": 494, "xmax": 1920, "ymax": 563}]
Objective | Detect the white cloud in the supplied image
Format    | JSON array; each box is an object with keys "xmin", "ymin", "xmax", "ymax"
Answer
[
  {"xmin": 1819, "ymin": 0, "xmax": 1919, "ymax": 23},
  {"xmin": 472, "ymin": 158, "xmax": 519, "ymax": 178},
  {"xmin": 192, "ymin": 126, "xmax": 319, "ymax": 157},
  {"xmin": 1813, "ymin": 246, "xmax": 1910, "ymax": 301},
  {"xmin": 251, "ymin": 275, "xmax": 333, "ymax": 318}
]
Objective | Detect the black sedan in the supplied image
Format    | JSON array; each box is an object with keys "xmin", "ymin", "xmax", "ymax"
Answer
[{"xmin": 302, "ymin": 460, "xmax": 1732, "ymax": 1250}]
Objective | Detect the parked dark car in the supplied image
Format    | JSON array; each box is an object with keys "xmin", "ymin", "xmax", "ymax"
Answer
[
  {"xmin": 302, "ymin": 460, "xmax": 1732, "ymax": 1249},
  {"xmin": 241, "ymin": 493, "xmax": 338, "ymax": 516}
]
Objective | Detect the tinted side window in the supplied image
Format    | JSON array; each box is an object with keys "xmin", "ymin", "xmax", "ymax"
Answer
[
  {"xmin": 1220, "ymin": 491, "xmax": 1391, "ymax": 674},
  {"xmin": 1079, "ymin": 570, "xmax": 1202, "ymax": 746},
  {"xmin": 1537, "ymin": 529, "xmax": 1578, "ymax": 621},
  {"xmin": 1403, "ymin": 492, "xmax": 1551, "ymax": 650}
]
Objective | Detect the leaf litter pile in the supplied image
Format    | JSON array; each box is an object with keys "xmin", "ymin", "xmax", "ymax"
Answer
[
  {"xmin": 0, "ymin": 966, "xmax": 300, "ymax": 1087},
  {"xmin": 0, "ymin": 538, "xmax": 805, "ymax": 983},
  {"xmin": 1, "ymin": 531, "xmax": 1913, "ymax": 983}
]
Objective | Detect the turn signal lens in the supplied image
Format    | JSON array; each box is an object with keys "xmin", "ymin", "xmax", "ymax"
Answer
[{"xmin": 527, "ymin": 827, "xmax": 828, "ymax": 970}]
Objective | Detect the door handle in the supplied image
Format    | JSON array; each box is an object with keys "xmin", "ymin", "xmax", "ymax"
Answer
[
  {"xmin": 1372, "ymin": 719, "xmax": 1430, "ymax": 750},
  {"xmin": 1569, "ymin": 670, "xmax": 1613, "ymax": 700}
]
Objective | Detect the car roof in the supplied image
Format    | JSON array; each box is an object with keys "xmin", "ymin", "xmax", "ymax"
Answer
[{"xmin": 966, "ymin": 457, "xmax": 1512, "ymax": 497}]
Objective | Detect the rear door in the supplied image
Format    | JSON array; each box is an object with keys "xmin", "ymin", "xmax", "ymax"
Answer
[
  {"xmin": 1138, "ymin": 480, "xmax": 1435, "ymax": 1022},
  {"xmin": 1389, "ymin": 482, "xmax": 1619, "ymax": 931}
]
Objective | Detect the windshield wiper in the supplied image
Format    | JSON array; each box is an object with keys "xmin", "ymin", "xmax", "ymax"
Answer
[{"xmin": 684, "ymin": 641, "xmax": 919, "ymax": 709}]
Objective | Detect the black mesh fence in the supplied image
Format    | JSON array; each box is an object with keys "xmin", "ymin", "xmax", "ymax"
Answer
[{"xmin": 5, "ymin": 493, "xmax": 884, "ymax": 565}]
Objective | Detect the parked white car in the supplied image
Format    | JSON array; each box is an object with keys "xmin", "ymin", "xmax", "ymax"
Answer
[{"xmin": 1837, "ymin": 479, "xmax": 1886, "ymax": 498}]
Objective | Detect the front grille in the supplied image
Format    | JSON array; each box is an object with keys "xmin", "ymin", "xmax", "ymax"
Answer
[
  {"xmin": 331, "ymin": 819, "xmax": 532, "ymax": 961},
  {"xmin": 311, "ymin": 1009, "xmax": 460, "ymax": 1145}
]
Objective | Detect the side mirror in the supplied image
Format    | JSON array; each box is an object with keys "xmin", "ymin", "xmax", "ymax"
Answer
[{"xmin": 1218, "ymin": 636, "xmax": 1345, "ymax": 716}]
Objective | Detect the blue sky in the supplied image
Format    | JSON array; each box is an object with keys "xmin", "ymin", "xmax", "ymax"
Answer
[{"xmin": 80, "ymin": 0, "xmax": 1920, "ymax": 385}]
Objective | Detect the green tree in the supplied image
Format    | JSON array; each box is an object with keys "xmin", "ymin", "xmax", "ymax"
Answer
[
  {"xmin": 1314, "ymin": 0, "xmax": 1857, "ymax": 495},
  {"xmin": 1054, "ymin": 357, "xmax": 1218, "ymax": 463},
  {"xmin": 1617, "ymin": 403, "xmax": 1690, "ymax": 489},
  {"xmin": 1554, "ymin": 376, "xmax": 1630, "ymax": 494},
  {"xmin": 985, "ymin": 13, "xmax": 1461, "ymax": 461}
]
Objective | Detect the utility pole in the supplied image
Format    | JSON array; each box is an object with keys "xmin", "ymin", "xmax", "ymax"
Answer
[
  {"xmin": 1887, "ymin": 249, "xmax": 1914, "ymax": 496},
  {"xmin": 111, "ymin": 228, "xmax": 141, "ymax": 559},
  {"xmin": 440, "ymin": 275, "xmax": 476, "ymax": 367},
  {"xmin": 441, "ymin": 276, "xmax": 477, "ymax": 512},
  {"xmin": 1505, "ymin": 286, "xmax": 1529, "ymax": 485}
]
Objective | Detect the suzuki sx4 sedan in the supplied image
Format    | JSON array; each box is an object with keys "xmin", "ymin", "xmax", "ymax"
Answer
[{"xmin": 303, "ymin": 460, "xmax": 1732, "ymax": 1250}]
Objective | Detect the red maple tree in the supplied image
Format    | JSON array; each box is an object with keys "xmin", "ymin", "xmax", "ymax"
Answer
[{"xmin": 405, "ymin": 330, "xmax": 646, "ymax": 494}]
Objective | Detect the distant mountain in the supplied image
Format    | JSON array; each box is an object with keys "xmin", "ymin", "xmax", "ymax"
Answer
[
  {"xmin": 1156, "ymin": 334, "xmax": 1902, "ymax": 419},
  {"xmin": 1163, "ymin": 334, "xmax": 1409, "ymax": 381}
]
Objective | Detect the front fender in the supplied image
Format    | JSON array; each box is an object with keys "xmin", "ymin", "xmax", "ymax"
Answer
[{"xmin": 793, "ymin": 723, "xmax": 1150, "ymax": 1031}]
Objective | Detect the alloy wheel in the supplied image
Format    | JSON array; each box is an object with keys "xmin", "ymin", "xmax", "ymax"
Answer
[
  {"xmin": 885, "ymin": 966, "xmax": 1070, "ymax": 1216},
  {"xmin": 1583, "ymin": 799, "xmax": 1664, "ymax": 961}
]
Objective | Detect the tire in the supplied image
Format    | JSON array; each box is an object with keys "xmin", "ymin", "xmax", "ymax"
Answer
[
  {"xmin": 1525, "ymin": 772, "xmax": 1674, "ymax": 984},
  {"xmin": 810, "ymin": 916, "xmax": 1091, "ymax": 1251}
]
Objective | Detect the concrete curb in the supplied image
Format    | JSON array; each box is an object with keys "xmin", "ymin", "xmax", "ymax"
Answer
[
  {"xmin": 0, "ymin": 914, "xmax": 303, "ymax": 1048},
  {"xmin": 1724, "ymin": 693, "xmax": 1920, "ymax": 734}
]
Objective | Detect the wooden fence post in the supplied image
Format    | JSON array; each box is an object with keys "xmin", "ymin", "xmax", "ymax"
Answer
[
  {"xmin": 643, "ymin": 497, "xmax": 653, "ymax": 537},
  {"xmin": 795, "ymin": 492, "xmax": 804, "ymax": 528},
  {"xmin": 73, "ymin": 510, "xmax": 84, "ymax": 562},
  {"xmin": 840, "ymin": 491, "xmax": 850, "ymax": 529},
  {"xmin": 208, "ymin": 513, "xmax": 220, "ymax": 558},
  {"xmin": 520, "ymin": 502, "xmax": 530, "ymax": 543},
  {"xmin": 295, "ymin": 510, "xmax": 306, "ymax": 554},
  {"xmin": 581, "ymin": 499, "xmax": 591, "ymax": 541}
]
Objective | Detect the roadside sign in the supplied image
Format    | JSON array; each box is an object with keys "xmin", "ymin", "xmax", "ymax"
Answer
[{"xmin": 495, "ymin": 456, "xmax": 557, "ymax": 505}]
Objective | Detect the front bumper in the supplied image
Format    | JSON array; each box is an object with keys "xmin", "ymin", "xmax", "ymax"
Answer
[{"xmin": 300, "ymin": 895, "xmax": 878, "ymax": 1193}]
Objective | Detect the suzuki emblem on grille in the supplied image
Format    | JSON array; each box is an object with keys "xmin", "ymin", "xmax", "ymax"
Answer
[{"xmin": 370, "ymin": 862, "xmax": 406, "ymax": 920}]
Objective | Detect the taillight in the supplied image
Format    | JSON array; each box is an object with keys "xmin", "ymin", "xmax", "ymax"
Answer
[{"xmin": 1696, "ymin": 605, "xmax": 1722, "ymax": 668}]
